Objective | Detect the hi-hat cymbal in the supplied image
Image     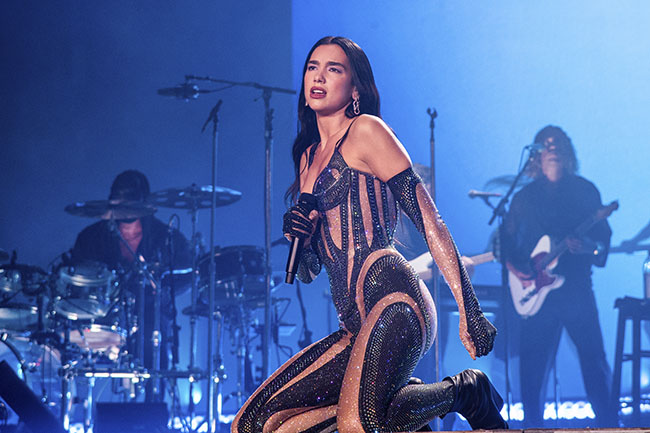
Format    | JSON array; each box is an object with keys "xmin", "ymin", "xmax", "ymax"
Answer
[
  {"xmin": 147, "ymin": 185, "xmax": 242, "ymax": 210},
  {"xmin": 64, "ymin": 200, "xmax": 157, "ymax": 220}
]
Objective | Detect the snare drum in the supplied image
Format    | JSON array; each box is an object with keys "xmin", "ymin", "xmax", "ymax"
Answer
[
  {"xmin": 198, "ymin": 245, "xmax": 265, "ymax": 305},
  {"xmin": 53, "ymin": 261, "xmax": 119, "ymax": 320},
  {"xmin": 68, "ymin": 324, "xmax": 126, "ymax": 360}
]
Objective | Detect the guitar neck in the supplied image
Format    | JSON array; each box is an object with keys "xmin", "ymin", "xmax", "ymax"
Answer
[
  {"xmin": 540, "ymin": 218, "xmax": 596, "ymax": 268},
  {"xmin": 539, "ymin": 201, "xmax": 617, "ymax": 268},
  {"xmin": 470, "ymin": 251, "xmax": 496, "ymax": 266}
]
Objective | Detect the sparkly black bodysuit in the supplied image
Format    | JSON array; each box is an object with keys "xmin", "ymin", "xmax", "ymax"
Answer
[{"xmin": 233, "ymin": 123, "xmax": 495, "ymax": 433}]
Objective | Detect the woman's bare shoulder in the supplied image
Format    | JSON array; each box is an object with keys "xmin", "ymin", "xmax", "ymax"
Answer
[
  {"xmin": 347, "ymin": 115, "xmax": 411, "ymax": 180},
  {"xmin": 350, "ymin": 114, "xmax": 393, "ymax": 136}
]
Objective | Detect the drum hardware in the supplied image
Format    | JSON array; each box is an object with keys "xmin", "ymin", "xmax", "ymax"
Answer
[
  {"xmin": 73, "ymin": 367, "xmax": 151, "ymax": 380},
  {"xmin": 167, "ymin": 74, "xmax": 296, "ymax": 430},
  {"xmin": 59, "ymin": 182, "xmax": 264, "ymax": 429},
  {"xmin": 0, "ymin": 253, "xmax": 202, "ymax": 430},
  {"xmin": 67, "ymin": 324, "xmax": 126, "ymax": 361},
  {"xmin": 104, "ymin": 218, "xmax": 164, "ymax": 401},
  {"xmin": 0, "ymin": 332, "xmax": 29, "ymax": 380},
  {"xmin": 46, "ymin": 250, "xmax": 139, "ymax": 429},
  {"xmin": 59, "ymin": 321, "xmax": 74, "ymax": 430},
  {"xmin": 0, "ymin": 261, "xmax": 47, "ymax": 296},
  {"xmin": 162, "ymin": 212, "xmax": 187, "ymax": 429},
  {"xmin": 149, "ymin": 182, "xmax": 242, "ymax": 425},
  {"xmin": 0, "ymin": 303, "xmax": 40, "ymax": 333},
  {"xmin": 53, "ymin": 261, "xmax": 120, "ymax": 321},
  {"xmin": 197, "ymin": 245, "xmax": 267, "ymax": 307}
]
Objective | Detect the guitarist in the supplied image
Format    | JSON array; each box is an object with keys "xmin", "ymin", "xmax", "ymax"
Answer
[{"xmin": 502, "ymin": 125, "xmax": 616, "ymax": 427}]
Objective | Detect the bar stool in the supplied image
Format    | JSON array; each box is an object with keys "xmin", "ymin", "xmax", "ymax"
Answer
[{"xmin": 611, "ymin": 296, "xmax": 650, "ymax": 425}]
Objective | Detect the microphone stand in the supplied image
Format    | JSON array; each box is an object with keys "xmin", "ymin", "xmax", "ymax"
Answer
[
  {"xmin": 487, "ymin": 148, "xmax": 536, "ymax": 422},
  {"xmin": 186, "ymin": 74, "xmax": 295, "ymax": 379},
  {"xmin": 201, "ymin": 99, "xmax": 223, "ymax": 432},
  {"xmin": 426, "ymin": 107, "xmax": 441, "ymax": 432},
  {"xmin": 261, "ymin": 88, "xmax": 274, "ymax": 381},
  {"xmin": 488, "ymin": 149, "xmax": 534, "ymax": 226}
]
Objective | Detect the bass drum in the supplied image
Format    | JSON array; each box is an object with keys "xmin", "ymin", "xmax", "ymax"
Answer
[
  {"xmin": 198, "ymin": 245, "xmax": 266, "ymax": 306},
  {"xmin": 53, "ymin": 261, "xmax": 120, "ymax": 320},
  {"xmin": 0, "ymin": 335, "xmax": 62, "ymax": 423}
]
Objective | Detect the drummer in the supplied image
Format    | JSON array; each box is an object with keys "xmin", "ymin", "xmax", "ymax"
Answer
[{"xmin": 70, "ymin": 169, "xmax": 191, "ymax": 401}]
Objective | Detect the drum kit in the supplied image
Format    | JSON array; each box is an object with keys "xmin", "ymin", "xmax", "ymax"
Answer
[{"xmin": 0, "ymin": 183, "xmax": 274, "ymax": 431}]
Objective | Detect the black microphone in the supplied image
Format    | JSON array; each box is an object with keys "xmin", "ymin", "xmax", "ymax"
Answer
[
  {"xmin": 468, "ymin": 189, "xmax": 503, "ymax": 199},
  {"xmin": 525, "ymin": 142, "xmax": 545, "ymax": 154},
  {"xmin": 285, "ymin": 193, "xmax": 318, "ymax": 284},
  {"xmin": 157, "ymin": 83, "xmax": 200, "ymax": 100}
]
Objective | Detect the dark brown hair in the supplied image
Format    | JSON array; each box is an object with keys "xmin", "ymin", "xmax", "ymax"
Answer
[{"xmin": 109, "ymin": 169, "xmax": 150, "ymax": 201}]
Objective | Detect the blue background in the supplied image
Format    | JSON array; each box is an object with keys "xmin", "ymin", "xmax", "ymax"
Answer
[{"xmin": 1, "ymin": 0, "xmax": 649, "ymax": 425}]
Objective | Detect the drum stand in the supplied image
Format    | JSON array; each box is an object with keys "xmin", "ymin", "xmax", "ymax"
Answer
[
  {"xmin": 59, "ymin": 325, "xmax": 73, "ymax": 430},
  {"xmin": 186, "ymin": 187, "xmax": 203, "ymax": 423},
  {"xmin": 225, "ymin": 303, "xmax": 251, "ymax": 409}
]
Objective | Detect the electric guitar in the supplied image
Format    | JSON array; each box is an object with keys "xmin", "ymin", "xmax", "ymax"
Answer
[{"xmin": 507, "ymin": 200, "xmax": 619, "ymax": 318}]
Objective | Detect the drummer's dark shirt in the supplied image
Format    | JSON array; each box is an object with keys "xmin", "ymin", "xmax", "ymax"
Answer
[
  {"xmin": 70, "ymin": 215, "xmax": 191, "ymax": 380},
  {"xmin": 71, "ymin": 216, "xmax": 190, "ymax": 272}
]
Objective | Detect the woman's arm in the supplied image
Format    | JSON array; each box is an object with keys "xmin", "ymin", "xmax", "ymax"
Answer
[{"xmin": 351, "ymin": 115, "xmax": 496, "ymax": 359}]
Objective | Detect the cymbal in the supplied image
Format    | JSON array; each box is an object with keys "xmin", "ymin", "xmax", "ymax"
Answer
[
  {"xmin": 65, "ymin": 200, "xmax": 157, "ymax": 220},
  {"xmin": 147, "ymin": 185, "xmax": 242, "ymax": 210}
]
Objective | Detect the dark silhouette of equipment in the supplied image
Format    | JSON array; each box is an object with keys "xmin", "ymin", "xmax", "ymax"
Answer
[{"xmin": 0, "ymin": 360, "xmax": 66, "ymax": 433}]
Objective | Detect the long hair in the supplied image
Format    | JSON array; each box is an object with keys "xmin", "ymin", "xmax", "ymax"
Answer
[
  {"xmin": 524, "ymin": 125, "xmax": 579, "ymax": 179},
  {"xmin": 285, "ymin": 36, "xmax": 381, "ymax": 204},
  {"xmin": 109, "ymin": 169, "xmax": 150, "ymax": 201}
]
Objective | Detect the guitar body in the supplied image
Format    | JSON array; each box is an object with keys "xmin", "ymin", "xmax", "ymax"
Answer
[{"xmin": 508, "ymin": 235, "xmax": 566, "ymax": 317}]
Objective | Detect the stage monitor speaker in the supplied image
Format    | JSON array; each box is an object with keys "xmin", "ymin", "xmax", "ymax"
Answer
[
  {"xmin": 0, "ymin": 360, "xmax": 66, "ymax": 433},
  {"xmin": 95, "ymin": 402, "xmax": 169, "ymax": 433}
]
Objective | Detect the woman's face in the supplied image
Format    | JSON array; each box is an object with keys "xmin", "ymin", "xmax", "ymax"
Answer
[{"xmin": 304, "ymin": 44, "xmax": 357, "ymax": 116}]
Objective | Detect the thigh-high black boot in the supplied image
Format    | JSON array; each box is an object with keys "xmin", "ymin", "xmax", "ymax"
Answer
[{"xmin": 445, "ymin": 369, "xmax": 509, "ymax": 430}]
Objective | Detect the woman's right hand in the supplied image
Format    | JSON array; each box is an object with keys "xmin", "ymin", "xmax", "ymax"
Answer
[
  {"xmin": 459, "ymin": 310, "xmax": 497, "ymax": 360},
  {"xmin": 282, "ymin": 203, "xmax": 319, "ymax": 243}
]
